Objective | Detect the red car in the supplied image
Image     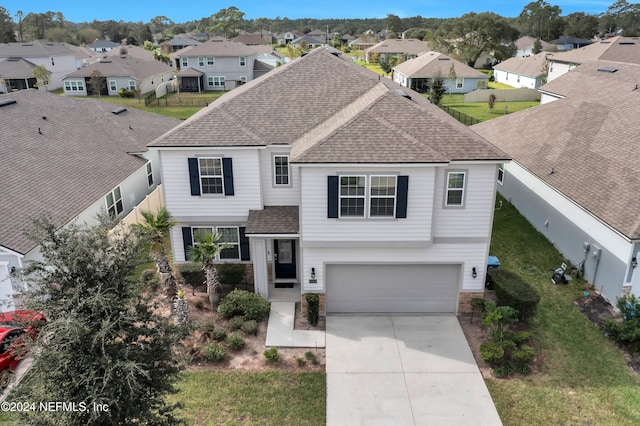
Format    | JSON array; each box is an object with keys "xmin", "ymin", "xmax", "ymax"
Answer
[{"xmin": 0, "ymin": 310, "xmax": 46, "ymax": 388}]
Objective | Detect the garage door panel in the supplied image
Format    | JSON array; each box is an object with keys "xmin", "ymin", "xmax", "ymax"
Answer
[{"xmin": 326, "ymin": 264, "xmax": 459, "ymax": 313}]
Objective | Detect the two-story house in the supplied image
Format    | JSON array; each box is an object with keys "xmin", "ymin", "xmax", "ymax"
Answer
[
  {"xmin": 150, "ymin": 48, "xmax": 508, "ymax": 314},
  {"xmin": 173, "ymin": 41, "xmax": 269, "ymax": 92},
  {"xmin": 0, "ymin": 89, "xmax": 180, "ymax": 311}
]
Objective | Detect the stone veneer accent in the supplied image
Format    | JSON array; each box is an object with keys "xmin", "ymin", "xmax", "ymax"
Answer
[
  {"xmin": 458, "ymin": 292, "xmax": 485, "ymax": 314},
  {"xmin": 301, "ymin": 293, "xmax": 327, "ymax": 316}
]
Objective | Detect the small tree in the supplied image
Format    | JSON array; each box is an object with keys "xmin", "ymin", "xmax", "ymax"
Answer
[
  {"xmin": 188, "ymin": 231, "xmax": 230, "ymax": 311},
  {"xmin": 88, "ymin": 69, "xmax": 105, "ymax": 97},
  {"xmin": 379, "ymin": 59, "xmax": 392, "ymax": 75},
  {"xmin": 488, "ymin": 93, "xmax": 497, "ymax": 113},
  {"xmin": 32, "ymin": 65, "xmax": 51, "ymax": 91},
  {"xmin": 447, "ymin": 62, "xmax": 457, "ymax": 98},
  {"xmin": 532, "ymin": 38, "xmax": 543, "ymax": 54},
  {"xmin": 427, "ymin": 72, "xmax": 446, "ymax": 106}
]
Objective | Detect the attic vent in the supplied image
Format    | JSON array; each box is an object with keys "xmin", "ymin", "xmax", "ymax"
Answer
[
  {"xmin": 0, "ymin": 99, "xmax": 17, "ymax": 107},
  {"xmin": 111, "ymin": 107, "xmax": 127, "ymax": 114},
  {"xmin": 438, "ymin": 57, "xmax": 450, "ymax": 60},
  {"xmin": 597, "ymin": 66, "xmax": 618, "ymax": 73},
  {"xmin": 100, "ymin": 59, "xmax": 112, "ymax": 63},
  {"xmin": 600, "ymin": 41, "xmax": 611, "ymax": 44},
  {"xmin": 619, "ymin": 41, "xmax": 636, "ymax": 45},
  {"xmin": 394, "ymin": 89, "xmax": 412, "ymax": 100}
]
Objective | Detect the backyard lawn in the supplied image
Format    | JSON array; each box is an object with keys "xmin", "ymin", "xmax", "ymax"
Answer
[
  {"xmin": 438, "ymin": 93, "xmax": 539, "ymax": 123},
  {"xmin": 487, "ymin": 196, "xmax": 640, "ymax": 425}
]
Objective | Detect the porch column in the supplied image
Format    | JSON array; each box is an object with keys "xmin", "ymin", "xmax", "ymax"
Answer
[{"xmin": 250, "ymin": 238, "xmax": 269, "ymax": 298}]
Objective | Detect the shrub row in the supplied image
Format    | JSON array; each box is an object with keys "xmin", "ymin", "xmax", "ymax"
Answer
[
  {"xmin": 178, "ymin": 263, "xmax": 247, "ymax": 288},
  {"xmin": 491, "ymin": 270, "xmax": 541, "ymax": 321}
]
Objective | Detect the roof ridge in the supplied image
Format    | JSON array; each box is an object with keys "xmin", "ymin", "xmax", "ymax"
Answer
[{"xmin": 289, "ymin": 82, "xmax": 387, "ymax": 161}]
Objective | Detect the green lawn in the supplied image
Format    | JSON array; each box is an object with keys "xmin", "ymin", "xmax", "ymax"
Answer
[
  {"xmin": 437, "ymin": 93, "xmax": 538, "ymax": 123},
  {"xmin": 487, "ymin": 195, "xmax": 640, "ymax": 425},
  {"xmin": 168, "ymin": 370, "xmax": 326, "ymax": 425}
]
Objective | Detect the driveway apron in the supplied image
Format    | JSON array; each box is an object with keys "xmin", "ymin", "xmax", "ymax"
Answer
[{"xmin": 326, "ymin": 315, "xmax": 502, "ymax": 426}]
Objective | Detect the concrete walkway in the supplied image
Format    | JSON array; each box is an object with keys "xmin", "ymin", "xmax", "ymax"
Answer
[
  {"xmin": 265, "ymin": 302, "xmax": 325, "ymax": 348},
  {"xmin": 326, "ymin": 315, "xmax": 502, "ymax": 426}
]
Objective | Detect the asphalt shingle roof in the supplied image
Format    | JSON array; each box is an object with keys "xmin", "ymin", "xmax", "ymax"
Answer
[
  {"xmin": 0, "ymin": 90, "xmax": 180, "ymax": 254},
  {"xmin": 64, "ymin": 55, "xmax": 172, "ymax": 79},
  {"xmin": 246, "ymin": 206, "xmax": 299, "ymax": 234},
  {"xmin": 0, "ymin": 58, "xmax": 37, "ymax": 79},
  {"xmin": 549, "ymin": 36, "xmax": 640, "ymax": 65},
  {"xmin": 493, "ymin": 52, "xmax": 548, "ymax": 78},
  {"xmin": 150, "ymin": 48, "xmax": 506, "ymax": 166},
  {"xmin": 0, "ymin": 40, "xmax": 77, "ymax": 58},
  {"xmin": 176, "ymin": 40, "xmax": 263, "ymax": 57},
  {"xmin": 365, "ymin": 39, "xmax": 430, "ymax": 55},
  {"xmin": 394, "ymin": 51, "xmax": 487, "ymax": 79},
  {"xmin": 472, "ymin": 60, "xmax": 640, "ymax": 239}
]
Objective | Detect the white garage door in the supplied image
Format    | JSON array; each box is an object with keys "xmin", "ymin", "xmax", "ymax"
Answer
[{"xmin": 326, "ymin": 264, "xmax": 460, "ymax": 314}]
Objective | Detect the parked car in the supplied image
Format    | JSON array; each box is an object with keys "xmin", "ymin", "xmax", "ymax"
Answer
[{"xmin": 0, "ymin": 310, "xmax": 46, "ymax": 388}]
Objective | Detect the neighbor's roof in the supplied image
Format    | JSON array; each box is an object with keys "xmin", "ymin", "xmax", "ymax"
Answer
[
  {"xmin": 149, "ymin": 47, "xmax": 508, "ymax": 166},
  {"xmin": 0, "ymin": 58, "xmax": 37, "ymax": 79},
  {"xmin": 550, "ymin": 36, "xmax": 592, "ymax": 46},
  {"xmin": 63, "ymin": 55, "xmax": 171, "ymax": 79},
  {"xmin": 88, "ymin": 39, "xmax": 121, "ymax": 48},
  {"xmin": 165, "ymin": 37, "xmax": 199, "ymax": 47},
  {"xmin": 176, "ymin": 40, "xmax": 263, "ymax": 57},
  {"xmin": 0, "ymin": 90, "xmax": 180, "ymax": 255},
  {"xmin": 0, "ymin": 40, "xmax": 76, "ymax": 58},
  {"xmin": 365, "ymin": 39, "xmax": 430, "ymax": 55},
  {"xmin": 231, "ymin": 34, "xmax": 270, "ymax": 45},
  {"xmin": 394, "ymin": 51, "xmax": 487, "ymax": 79},
  {"xmin": 493, "ymin": 52, "xmax": 548, "ymax": 78},
  {"xmin": 472, "ymin": 60, "xmax": 640, "ymax": 240},
  {"xmin": 549, "ymin": 36, "xmax": 640, "ymax": 65},
  {"xmin": 514, "ymin": 36, "xmax": 551, "ymax": 51}
]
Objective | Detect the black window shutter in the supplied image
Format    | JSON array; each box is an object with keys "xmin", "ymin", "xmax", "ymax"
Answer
[
  {"xmin": 327, "ymin": 176, "xmax": 339, "ymax": 218},
  {"xmin": 396, "ymin": 176, "xmax": 409, "ymax": 219},
  {"xmin": 222, "ymin": 158, "xmax": 234, "ymax": 196},
  {"xmin": 239, "ymin": 227, "xmax": 250, "ymax": 261},
  {"xmin": 182, "ymin": 227, "xmax": 193, "ymax": 260},
  {"xmin": 188, "ymin": 158, "xmax": 200, "ymax": 196}
]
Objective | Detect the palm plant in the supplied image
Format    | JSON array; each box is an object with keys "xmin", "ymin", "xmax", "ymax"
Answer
[
  {"xmin": 188, "ymin": 231, "xmax": 230, "ymax": 311},
  {"xmin": 136, "ymin": 207, "xmax": 178, "ymax": 296}
]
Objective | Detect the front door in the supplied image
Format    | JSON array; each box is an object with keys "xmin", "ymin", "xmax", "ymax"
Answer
[{"xmin": 274, "ymin": 239, "xmax": 296, "ymax": 279}]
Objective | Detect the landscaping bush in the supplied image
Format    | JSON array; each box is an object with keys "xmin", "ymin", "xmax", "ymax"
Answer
[
  {"xmin": 296, "ymin": 357, "xmax": 307, "ymax": 367},
  {"xmin": 204, "ymin": 342, "xmax": 226, "ymax": 363},
  {"xmin": 118, "ymin": 88, "xmax": 135, "ymax": 98},
  {"xmin": 492, "ymin": 270, "xmax": 541, "ymax": 321},
  {"xmin": 304, "ymin": 351, "xmax": 319, "ymax": 365},
  {"xmin": 212, "ymin": 327, "xmax": 227, "ymax": 341},
  {"xmin": 263, "ymin": 347, "xmax": 279, "ymax": 365},
  {"xmin": 139, "ymin": 268, "xmax": 160, "ymax": 291},
  {"xmin": 241, "ymin": 320, "xmax": 258, "ymax": 335},
  {"xmin": 480, "ymin": 342, "xmax": 505, "ymax": 365},
  {"xmin": 306, "ymin": 293, "xmax": 320, "ymax": 326},
  {"xmin": 178, "ymin": 263, "xmax": 206, "ymax": 291},
  {"xmin": 227, "ymin": 331, "xmax": 245, "ymax": 351},
  {"xmin": 216, "ymin": 263, "xmax": 246, "ymax": 286},
  {"xmin": 218, "ymin": 289, "xmax": 270, "ymax": 321},
  {"xmin": 604, "ymin": 294, "xmax": 640, "ymax": 353},
  {"xmin": 510, "ymin": 330, "xmax": 532, "ymax": 344},
  {"xmin": 228, "ymin": 316, "xmax": 244, "ymax": 331}
]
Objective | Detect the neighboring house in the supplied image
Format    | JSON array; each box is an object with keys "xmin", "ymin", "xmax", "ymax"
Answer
[
  {"xmin": 0, "ymin": 89, "xmax": 180, "ymax": 311},
  {"xmin": 61, "ymin": 55, "xmax": 173, "ymax": 96},
  {"xmin": 0, "ymin": 40, "xmax": 78, "ymax": 90},
  {"xmin": 514, "ymin": 36, "xmax": 551, "ymax": 58},
  {"xmin": 277, "ymin": 32, "xmax": 299, "ymax": 45},
  {"xmin": 365, "ymin": 39, "xmax": 429, "ymax": 63},
  {"xmin": 149, "ymin": 48, "xmax": 508, "ymax": 315},
  {"xmin": 549, "ymin": 36, "xmax": 593, "ymax": 51},
  {"xmin": 546, "ymin": 36, "xmax": 640, "ymax": 83},
  {"xmin": 306, "ymin": 29, "xmax": 330, "ymax": 44},
  {"xmin": 256, "ymin": 50, "xmax": 288, "ymax": 67},
  {"xmin": 164, "ymin": 37, "xmax": 199, "ymax": 52},
  {"xmin": 348, "ymin": 36, "xmax": 378, "ymax": 51},
  {"xmin": 88, "ymin": 39, "xmax": 121, "ymax": 52},
  {"xmin": 472, "ymin": 60, "xmax": 640, "ymax": 305},
  {"xmin": 493, "ymin": 52, "xmax": 548, "ymax": 89},
  {"xmin": 174, "ymin": 41, "xmax": 267, "ymax": 92},
  {"xmin": 291, "ymin": 36, "xmax": 325, "ymax": 48},
  {"xmin": 231, "ymin": 34, "xmax": 271, "ymax": 46},
  {"xmin": 0, "ymin": 58, "xmax": 37, "ymax": 92},
  {"xmin": 393, "ymin": 51, "xmax": 488, "ymax": 93}
]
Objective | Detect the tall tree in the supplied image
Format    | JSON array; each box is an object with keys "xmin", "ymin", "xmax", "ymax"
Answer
[
  {"xmin": 88, "ymin": 69, "xmax": 105, "ymax": 97},
  {"xmin": 188, "ymin": 231, "xmax": 230, "ymax": 311},
  {"xmin": 447, "ymin": 62, "xmax": 457, "ymax": 98},
  {"xmin": 384, "ymin": 14, "xmax": 403, "ymax": 34},
  {"xmin": 0, "ymin": 7, "xmax": 16, "ymax": 43},
  {"xmin": 519, "ymin": 1, "xmax": 564, "ymax": 40},
  {"xmin": 428, "ymin": 72, "xmax": 446, "ymax": 106},
  {"xmin": 209, "ymin": 6, "xmax": 245, "ymax": 39},
  {"xmin": 564, "ymin": 12, "xmax": 600, "ymax": 39},
  {"xmin": 150, "ymin": 15, "xmax": 173, "ymax": 41},
  {"xmin": 12, "ymin": 216, "xmax": 185, "ymax": 425}
]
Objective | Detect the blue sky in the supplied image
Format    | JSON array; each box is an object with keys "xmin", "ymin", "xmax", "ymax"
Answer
[{"xmin": 3, "ymin": 1, "xmax": 612, "ymax": 23}]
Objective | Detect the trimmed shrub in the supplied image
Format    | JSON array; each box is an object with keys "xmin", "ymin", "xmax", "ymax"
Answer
[
  {"xmin": 118, "ymin": 88, "xmax": 135, "ymax": 98},
  {"xmin": 227, "ymin": 331, "xmax": 245, "ymax": 351},
  {"xmin": 510, "ymin": 330, "xmax": 532, "ymax": 344},
  {"xmin": 204, "ymin": 342, "xmax": 226, "ymax": 363},
  {"xmin": 604, "ymin": 294, "xmax": 640, "ymax": 353},
  {"xmin": 492, "ymin": 270, "xmax": 541, "ymax": 321},
  {"xmin": 216, "ymin": 263, "xmax": 246, "ymax": 286},
  {"xmin": 212, "ymin": 327, "xmax": 227, "ymax": 341},
  {"xmin": 218, "ymin": 289, "xmax": 270, "ymax": 321},
  {"xmin": 241, "ymin": 320, "xmax": 258, "ymax": 335},
  {"xmin": 306, "ymin": 293, "xmax": 320, "ymax": 326},
  {"xmin": 512, "ymin": 345, "xmax": 535, "ymax": 364},
  {"xmin": 264, "ymin": 347, "xmax": 279, "ymax": 365},
  {"xmin": 304, "ymin": 351, "xmax": 319, "ymax": 365},
  {"xmin": 480, "ymin": 342, "xmax": 504, "ymax": 365},
  {"xmin": 296, "ymin": 357, "xmax": 307, "ymax": 367},
  {"xmin": 178, "ymin": 263, "xmax": 205, "ymax": 289},
  {"xmin": 228, "ymin": 316, "xmax": 244, "ymax": 331}
]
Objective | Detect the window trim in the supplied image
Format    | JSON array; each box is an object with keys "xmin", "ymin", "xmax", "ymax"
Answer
[
  {"xmin": 337, "ymin": 175, "xmax": 398, "ymax": 219},
  {"xmin": 239, "ymin": 56, "xmax": 247, "ymax": 67},
  {"xmin": 497, "ymin": 163, "xmax": 505, "ymax": 185},
  {"xmin": 444, "ymin": 170, "xmax": 467, "ymax": 208},
  {"xmin": 181, "ymin": 57, "xmax": 188, "ymax": 67},
  {"xmin": 64, "ymin": 80, "xmax": 84, "ymax": 92},
  {"xmin": 105, "ymin": 186, "xmax": 123, "ymax": 217},
  {"xmin": 206, "ymin": 56, "xmax": 215, "ymax": 66},
  {"xmin": 190, "ymin": 226, "xmax": 241, "ymax": 261},
  {"xmin": 146, "ymin": 162, "xmax": 154, "ymax": 187},
  {"xmin": 109, "ymin": 80, "xmax": 117, "ymax": 91},
  {"xmin": 198, "ymin": 157, "xmax": 224, "ymax": 195},
  {"xmin": 456, "ymin": 77, "xmax": 463, "ymax": 88},
  {"xmin": 273, "ymin": 154, "xmax": 291, "ymax": 187},
  {"xmin": 369, "ymin": 175, "xmax": 397, "ymax": 218},
  {"xmin": 198, "ymin": 56, "xmax": 205, "ymax": 67},
  {"xmin": 128, "ymin": 80, "xmax": 136, "ymax": 91},
  {"xmin": 339, "ymin": 175, "xmax": 366, "ymax": 218}
]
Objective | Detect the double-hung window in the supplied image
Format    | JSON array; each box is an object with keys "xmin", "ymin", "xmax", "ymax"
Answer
[
  {"xmin": 369, "ymin": 176, "xmax": 396, "ymax": 217},
  {"xmin": 497, "ymin": 164, "xmax": 504, "ymax": 185},
  {"xmin": 198, "ymin": 158, "xmax": 224, "ymax": 194},
  {"xmin": 191, "ymin": 226, "xmax": 240, "ymax": 260},
  {"xmin": 206, "ymin": 57, "xmax": 215, "ymax": 66},
  {"xmin": 106, "ymin": 186, "xmax": 123, "ymax": 217},
  {"xmin": 198, "ymin": 56, "xmax": 205, "ymax": 67},
  {"xmin": 109, "ymin": 80, "xmax": 117, "ymax": 91},
  {"xmin": 445, "ymin": 171, "xmax": 466, "ymax": 207},
  {"xmin": 207, "ymin": 76, "xmax": 225, "ymax": 87},
  {"xmin": 128, "ymin": 80, "xmax": 136, "ymax": 91},
  {"xmin": 339, "ymin": 175, "xmax": 398, "ymax": 217},
  {"xmin": 456, "ymin": 77, "xmax": 463, "ymax": 88},
  {"xmin": 181, "ymin": 57, "xmax": 188, "ymax": 68},
  {"xmin": 339, "ymin": 176, "xmax": 366, "ymax": 217},
  {"xmin": 274, "ymin": 155, "xmax": 290, "ymax": 186},
  {"xmin": 146, "ymin": 162, "xmax": 154, "ymax": 187},
  {"xmin": 239, "ymin": 56, "xmax": 246, "ymax": 67}
]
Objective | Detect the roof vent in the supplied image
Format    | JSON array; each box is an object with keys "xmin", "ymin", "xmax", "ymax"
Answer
[
  {"xmin": 0, "ymin": 99, "xmax": 17, "ymax": 107},
  {"xmin": 111, "ymin": 107, "xmax": 127, "ymax": 114},
  {"xmin": 619, "ymin": 41, "xmax": 636, "ymax": 45},
  {"xmin": 597, "ymin": 66, "xmax": 618, "ymax": 73},
  {"xmin": 22, "ymin": 43, "xmax": 33, "ymax": 46},
  {"xmin": 438, "ymin": 57, "xmax": 450, "ymax": 60},
  {"xmin": 394, "ymin": 89, "xmax": 412, "ymax": 100}
]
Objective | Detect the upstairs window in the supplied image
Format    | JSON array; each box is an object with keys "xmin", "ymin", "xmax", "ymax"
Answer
[
  {"xmin": 239, "ymin": 56, "xmax": 247, "ymax": 67},
  {"xmin": 329, "ymin": 175, "xmax": 408, "ymax": 219},
  {"xmin": 445, "ymin": 171, "xmax": 466, "ymax": 207},
  {"xmin": 106, "ymin": 186, "xmax": 123, "ymax": 217},
  {"xmin": 369, "ymin": 176, "xmax": 396, "ymax": 217},
  {"xmin": 274, "ymin": 155, "xmax": 290, "ymax": 186},
  {"xmin": 339, "ymin": 176, "xmax": 366, "ymax": 217},
  {"xmin": 207, "ymin": 56, "xmax": 215, "ymax": 66},
  {"xmin": 198, "ymin": 56, "xmax": 205, "ymax": 67},
  {"xmin": 198, "ymin": 158, "xmax": 223, "ymax": 194},
  {"xmin": 181, "ymin": 57, "xmax": 188, "ymax": 68}
]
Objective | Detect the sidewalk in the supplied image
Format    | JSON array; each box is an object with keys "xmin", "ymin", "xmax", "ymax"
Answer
[{"xmin": 265, "ymin": 302, "xmax": 325, "ymax": 348}]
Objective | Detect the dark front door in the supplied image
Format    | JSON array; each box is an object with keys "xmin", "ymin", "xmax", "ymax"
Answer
[{"xmin": 274, "ymin": 239, "xmax": 296, "ymax": 279}]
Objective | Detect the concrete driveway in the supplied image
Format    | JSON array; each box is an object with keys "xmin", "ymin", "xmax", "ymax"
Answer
[{"xmin": 326, "ymin": 316, "xmax": 502, "ymax": 426}]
